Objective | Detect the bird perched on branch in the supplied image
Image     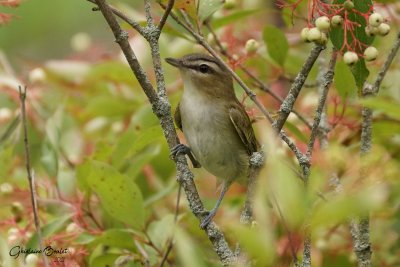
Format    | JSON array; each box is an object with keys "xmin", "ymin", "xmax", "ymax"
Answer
[{"xmin": 166, "ymin": 53, "xmax": 259, "ymax": 228}]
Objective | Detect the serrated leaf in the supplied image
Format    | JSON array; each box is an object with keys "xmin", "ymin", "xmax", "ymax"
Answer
[
  {"xmin": 86, "ymin": 161, "xmax": 144, "ymax": 229},
  {"xmin": 330, "ymin": 0, "xmax": 374, "ymax": 89},
  {"xmin": 262, "ymin": 25, "xmax": 289, "ymax": 67},
  {"xmin": 334, "ymin": 60, "xmax": 357, "ymax": 98}
]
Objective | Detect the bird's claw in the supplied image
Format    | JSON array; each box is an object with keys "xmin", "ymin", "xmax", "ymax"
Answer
[
  {"xmin": 200, "ymin": 210, "xmax": 216, "ymax": 229},
  {"xmin": 171, "ymin": 144, "xmax": 191, "ymax": 158},
  {"xmin": 171, "ymin": 144, "xmax": 201, "ymax": 168}
]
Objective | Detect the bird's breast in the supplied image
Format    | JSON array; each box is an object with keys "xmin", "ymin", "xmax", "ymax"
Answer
[{"xmin": 180, "ymin": 92, "xmax": 248, "ymax": 180}]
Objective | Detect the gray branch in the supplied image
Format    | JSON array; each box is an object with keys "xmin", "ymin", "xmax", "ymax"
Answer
[{"xmin": 273, "ymin": 45, "xmax": 325, "ymax": 133}]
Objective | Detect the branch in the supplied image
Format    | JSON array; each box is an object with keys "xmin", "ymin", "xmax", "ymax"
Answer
[
  {"xmin": 92, "ymin": 0, "xmax": 236, "ymax": 264},
  {"xmin": 299, "ymin": 51, "xmax": 337, "ymax": 267},
  {"xmin": 160, "ymin": 184, "xmax": 181, "ymax": 267},
  {"xmin": 87, "ymin": 0, "xmax": 145, "ymax": 35},
  {"xmin": 273, "ymin": 45, "xmax": 325, "ymax": 133},
  {"xmin": 372, "ymin": 31, "xmax": 400, "ymax": 94},
  {"xmin": 305, "ymin": 51, "xmax": 337, "ymax": 160},
  {"xmin": 158, "ymin": 0, "xmax": 174, "ymax": 32},
  {"xmin": 18, "ymin": 86, "xmax": 49, "ymax": 267},
  {"xmin": 350, "ymin": 31, "xmax": 400, "ymax": 267}
]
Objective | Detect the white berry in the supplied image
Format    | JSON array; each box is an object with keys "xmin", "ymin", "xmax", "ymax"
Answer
[
  {"xmin": 378, "ymin": 23, "xmax": 390, "ymax": 36},
  {"xmin": 245, "ymin": 39, "xmax": 260, "ymax": 55},
  {"xmin": 25, "ymin": 254, "xmax": 39, "ymax": 266},
  {"xmin": 316, "ymin": 16, "xmax": 330, "ymax": 31},
  {"xmin": 365, "ymin": 26, "xmax": 379, "ymax": 37},
  {"xmin": 369, "ymin": 13, "xmax": 383, "ymax": 27},
  {"xmin": 331, "ymin": 15, "xmax": 343, "ymax": 27},
  {"xmin": 307, "ymin": 27, "xmax": 322, "ymax": 42},
  {"xmin": 29, "ymin": 68, "xmax": 46, "ymax": 83},
  {"xmin": 317, "ymin": 32, "xmax": 328, "ymax": 45},
  {"xmin": 300, "ymin": 28, "xmax": 310, "ymax": 42},
  {"xmin": 66, "ymin": 222, "xmax": 80, "ymax": 233},
  {"xmin": 364, "ymin": 46, "xmax": 378, "ymax": 61},
  {"xmin": 344, "ymin": 0, "xmax": 354, "ymax": 11},
  {"xmin": 343, "ymin": 51, "xmax": 359, "ymax": 65}
]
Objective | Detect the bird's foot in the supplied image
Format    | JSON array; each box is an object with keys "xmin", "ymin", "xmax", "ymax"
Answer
[
  {"xmin": 171, "ymin": 144, "xmax": 201, "ymax": 168},
  {"xmin": 200, "ymin": 209, "xmax": 217, "ymax": 229},
  {"xmin": 171, "ymin": 144, "xmax": 190, "ymax": 157}
]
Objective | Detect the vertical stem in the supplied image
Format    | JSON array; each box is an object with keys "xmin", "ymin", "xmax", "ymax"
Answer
[{"xmin": 19, "ymin": 86, "xmax": 49, "ymax": 267}]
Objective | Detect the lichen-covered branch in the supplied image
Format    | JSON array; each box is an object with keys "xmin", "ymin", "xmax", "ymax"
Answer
[
  {"xmin": 91, "ymin": 0, "xmax": 235, "ymax": 264},
  {"xmin": 272, "ymin": 45, "xmax": 325, "ymax": 133},
  {"xmin": 299, "ymin": 51, "xmax": 337, "ymax": 267}
]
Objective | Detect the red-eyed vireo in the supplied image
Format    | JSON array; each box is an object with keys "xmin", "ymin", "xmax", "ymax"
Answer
[{"xmin": 165, "ymin": 54, "xmax": 259, "ymax": 228}]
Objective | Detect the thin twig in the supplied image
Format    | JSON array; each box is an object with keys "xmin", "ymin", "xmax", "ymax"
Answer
[
  {"xmin": 144, "ymin": 0, "xmax": 154, "ymax": 26},
  {"xmin": 18, "ymin": 86, "xmax": 49, "ymax": 267},
  {"xmin": 158, "ymin": 0, "xmax": 175, "ymax": 32},
  {"xmin": 372, "ymin": 31, "xmax": 400, "ymax": 94},
  {"xmin": 273, "ymin": 45, "xmax": 325, "ymax": 133},
  {"xmin": 205, "ymin": 20, "xmax": 312, "ymax": 130},
  {"xmin": 305, "ymin": 51, "xmax": 337, "ymax": 160},
  {"xmin": 299, "ymin": 51, "xmax": 337, "ymax": 267},
  {"xmin": 87, "ymin": 0, "xmax": 145, "ymax": 35},
  {"xmin": 160, "ymin": 184, "xmax": 181, "ymax": 267}
]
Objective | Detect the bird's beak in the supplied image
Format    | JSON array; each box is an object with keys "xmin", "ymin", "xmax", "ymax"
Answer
[{"xmin": 165, "ymin": 57, "xmax": 183, "ymax": 68}]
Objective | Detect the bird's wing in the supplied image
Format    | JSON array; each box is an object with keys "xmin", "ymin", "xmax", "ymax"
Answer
[
  {"xmin": 229, "ymin": 103, "xmax": 259, "ymax": 155},
  {"xmin": 174, "ymin": 102, "xmax": 183, "ymax": 131}
]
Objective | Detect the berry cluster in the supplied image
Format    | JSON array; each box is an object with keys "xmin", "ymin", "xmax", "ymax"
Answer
[{"xmin": 280, "ymin": 0, "xmax": 391, "ymax": 65}]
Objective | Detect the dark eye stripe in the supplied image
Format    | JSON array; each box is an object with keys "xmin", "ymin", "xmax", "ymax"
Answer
[{"xmin": 186, "ymin": 63, "xmax": 215, "ymax": 74}]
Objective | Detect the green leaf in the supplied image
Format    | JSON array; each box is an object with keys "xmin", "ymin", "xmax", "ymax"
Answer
[
  {"xmin": 285, "ymin": 121, "xmax": 308, "ymax": 143},
  {"xmin": 86, "ymin": 161, "xmax": 144, "ymax": 229},
  {"xmin": 198, "ymin": 0, "xmax": 224, "ymax": 21},
  {"xmin": 84, "ymin": 96, "xmax": 138, "ymax": 118},
  {"xmin": 351, "ymin": 58, "xmax": 370, "ymax": 93},
  {"xmin": 90, "ymin": 229, "xmax": 136, "ymax": 251},
  {"xmin": 334, "ymin": 61, "xmax": 357, "ymax": 98},
  {"xmin": 27, "ymin": 215, "xmax": 72, "ymax": 249},
  {"xmin": 361, "ymin": 97, "xmax": 400, "ymax": 119},
  {"xmin": 41, "ymin": 139, "xmax": 59, "ymax": 178},
  {"xmin": 91, "ymin": 254, "xmax": 120, "ymax": 267},
  {"xmin": 147, "ymin": 215, "xmax": 175, "ymax": 249},
  {"xmin": 129, "ymin": 126, "xmax": 164, "ymax": 155},
  {"xmin": 330, "ymin": 0, "xmax": 374, "ymax": 90},
  {"xmin": 262, "ymin": 25, "xmax": 289, "ymax": 67},
  {"xmin": 76, "ymin": 160, "xmax": 91, "ymax": 192},
  {"xmin": 86, "ymin": 61, "xmax": 138, "ymax": 86},
  {"xmin": 211, "ymin": 9, "xmax": 260, "ymax": 29}
]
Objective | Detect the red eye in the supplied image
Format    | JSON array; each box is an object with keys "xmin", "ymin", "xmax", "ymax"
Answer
[{"xmin": 199, "ymin": 64, "xmax": 209, "ymax": 73}]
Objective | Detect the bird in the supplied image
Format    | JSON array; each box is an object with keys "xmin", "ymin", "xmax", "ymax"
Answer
[{"xmin": 165, "ymin": 53, "xmax": 259, "ymax": 228}]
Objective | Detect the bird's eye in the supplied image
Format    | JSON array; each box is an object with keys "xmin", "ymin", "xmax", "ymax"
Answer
[{"xmin": 198, "ymin": 64, "xmax": 210, "ymax": 73}]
